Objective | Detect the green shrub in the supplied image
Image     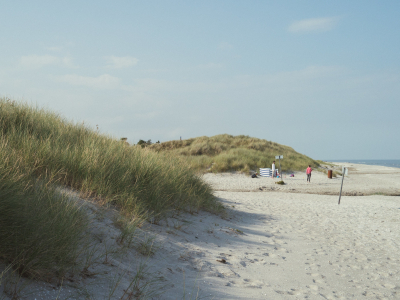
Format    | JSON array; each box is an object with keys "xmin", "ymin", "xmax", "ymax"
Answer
[{"xmin": 137, "ymin": 139, "xmax": 152, "ymax": 148}]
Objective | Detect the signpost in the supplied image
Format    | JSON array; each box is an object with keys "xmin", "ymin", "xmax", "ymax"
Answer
[
  {"xmin": 275, "ymin": 155, "xmax": 283, "ymax": 178},
  {"xmin": 338, "ymin": 167, "xmax": 348, "ymax": 205}
]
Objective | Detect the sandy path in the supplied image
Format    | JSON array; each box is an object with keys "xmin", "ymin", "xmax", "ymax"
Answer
[
  {"xmin": 152, "ymin": 192, "xmax": 400, "ymax": 299},
  {"xmin": 210, "ymin": 193, "xmax": 400, "ymax": 299},
  {"xmin": 152, "ymin": 163, "xmax": 400, "ymax": 299}
]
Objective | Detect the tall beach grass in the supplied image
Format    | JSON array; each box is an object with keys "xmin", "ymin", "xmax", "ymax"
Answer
[
  {"xmin": 149, "ymin": 134, "xmax": 320, "ymax": 173},
  {"xmin": 0, "ymin": 140, "xmax": 87, "ymax": 279},
  {"xmin": 0, "ymin": 98, "xmax": 218, "ymax": 217},
  {"xmin": 0, "ymin": 97, "xmax": 219, "ymax": 280}
]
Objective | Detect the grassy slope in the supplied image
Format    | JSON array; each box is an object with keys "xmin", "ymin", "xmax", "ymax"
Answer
[
  {"xmin": 0, "ymin": 98, "xmax": 218, "ymax": 217},
  {"xmin": 149, "ymin": 134, "xmax": 320, "ymax": 173},
  {"xmin": 0, "ymin": 98, "xmax": 219, "ymax": 278}
]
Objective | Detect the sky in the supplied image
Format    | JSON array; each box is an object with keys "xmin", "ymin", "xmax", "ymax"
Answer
[{"xmin": 1, "ymin": 1, "xmax": 399, "ymax": 160}]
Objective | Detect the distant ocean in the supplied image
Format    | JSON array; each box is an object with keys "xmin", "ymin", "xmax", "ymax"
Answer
[{"xmin": 327, "ymin": 160, "xmax": 400, "ymax": 169}]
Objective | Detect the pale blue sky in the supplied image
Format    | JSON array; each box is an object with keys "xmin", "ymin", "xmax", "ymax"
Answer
[{"xmin": 1, "ymin": 1, "xmax": 399, "ymax": 159}]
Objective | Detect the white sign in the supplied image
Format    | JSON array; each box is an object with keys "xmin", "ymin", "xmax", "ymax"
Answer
[
  {"xmin": 342, "ymin": 167, "xmax": 349, "ymax": 175},
  {"xmin": 275, "ymin": 155, "xmax": 283, "ymax": 159}
]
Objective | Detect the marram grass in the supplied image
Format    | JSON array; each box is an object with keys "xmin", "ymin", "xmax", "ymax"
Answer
[
  {"xmin": 149, "ymin": 134, "xmax": 320, "ymax": 173},
  {"xmin": 0, "ymin": 141, "xmax": 87, "ymax": 279},
  {"xmin": 0, "ymin": 97, "xmax": 220, "ymax": 279},
  {"xmin": 0, "ymin": 98, "xmax": 219, "ymax": 218}
]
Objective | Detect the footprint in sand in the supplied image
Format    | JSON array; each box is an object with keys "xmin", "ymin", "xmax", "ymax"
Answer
[
  {"xmin": 263, "ymin": 252, "xmax": 277, "ymax": 258},
  {"xmin": 312, "ymin": 278, "xmax": 325, "ymax": 285},
  {"xmin": 211, "ymin": 266, "xmax": 240, "ymax": 279},
  {"xmin": 225, "ymin": 280, "xmax": 237, "ymax": 287},
  {"xmin": 274, "ymin": 246, "xmax": 289, "ymax": 253},
  {"xmin": 242, "ymin": 278, "xmax": 264, "ymax": 289},
  {"xmin": 275, "ymin": 288, "xmax": 305, "ymax": 296},
  {"xmin": 263, "ymin": 252, "xmax": 287, "ymax": 261},
  {"xmin": 306, "ymin": 272, "xmax": 327, "ymax": 287},
  {"xmin": 190, "ymin": 259, "xmax": 213, "ymax": 271}
]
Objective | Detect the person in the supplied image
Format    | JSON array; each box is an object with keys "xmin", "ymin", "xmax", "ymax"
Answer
[
  {"xmin": 306, "ymin": 165, "xmax": 312, "ymax": 182},
  {"xmin": 272, "ymin": 161, "xmax": 276, "ymax": 178}
]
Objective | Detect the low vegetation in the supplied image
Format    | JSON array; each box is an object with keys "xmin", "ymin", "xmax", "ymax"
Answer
[
  {"xmin": 0, "ymin": 148, "xmax": 87, "ymax": 279},
  {"xmin": 0, "ymin": 98, "xmax": 218, "ymax": 216},
  {"xmin": 0, "ymin": 97, "xmax": 220, "ymax": 282},
  {"xmin": 148, "ymin": 134, "xmax": 320, "ymax": 173}
]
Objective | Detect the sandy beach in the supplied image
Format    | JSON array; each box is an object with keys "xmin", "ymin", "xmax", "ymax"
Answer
[{"xmin": 2, "ymin": 162, "xmax": 400, "ymax": 299}]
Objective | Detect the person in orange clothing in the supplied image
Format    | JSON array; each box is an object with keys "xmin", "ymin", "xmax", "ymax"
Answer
[{"xmin": 306, "ymin": 165, "xmax": 312, "ymax": 182}]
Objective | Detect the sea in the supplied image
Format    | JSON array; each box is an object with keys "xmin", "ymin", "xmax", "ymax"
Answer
[{"xmin": 327, "ymin": 160, "xmax": 400, "ymax": 169}]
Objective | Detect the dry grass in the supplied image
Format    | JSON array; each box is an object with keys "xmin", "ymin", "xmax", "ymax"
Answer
[
  {"xmin": 0, "ymin": 97, "xmax": 221, "ymax": 282},
  {"xmin": 0, "ymin": 98, "xmax": 220, "ymax": 218},
  {"xmin": 149, "ymin": 134, "xmax": 319, "ymax": 173},
  {"xmin": 0, "ymin": 142, "xmax": 87, "ymax": 280}
]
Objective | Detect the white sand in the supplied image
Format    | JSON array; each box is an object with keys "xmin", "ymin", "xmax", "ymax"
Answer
[
  {"xmin": 203, "ymin": 162, "xmax": 400, "ymax": 196},
  {"xmin": 1, "ymin": 163, "xmax": 400, "ymax": 299}
]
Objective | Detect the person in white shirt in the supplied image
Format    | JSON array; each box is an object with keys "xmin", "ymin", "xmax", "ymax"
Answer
[{"xmin": 272, "ymin": 161, "xmax": 276, "ymax": 178}]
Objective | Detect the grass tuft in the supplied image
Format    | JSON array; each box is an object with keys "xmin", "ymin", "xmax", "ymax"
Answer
[{"xmin": 0, "ymin": 145, "xmax": 87, "ymax": 279}]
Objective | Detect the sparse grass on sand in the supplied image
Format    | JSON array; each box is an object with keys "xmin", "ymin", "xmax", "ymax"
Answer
[
  {"xmin": 0, "ymin": 97, "xmax": 220, "ymax": 282},
  {"xmin": 148, "ymin": 134, "xmax": 320, "ymax": 173}
]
